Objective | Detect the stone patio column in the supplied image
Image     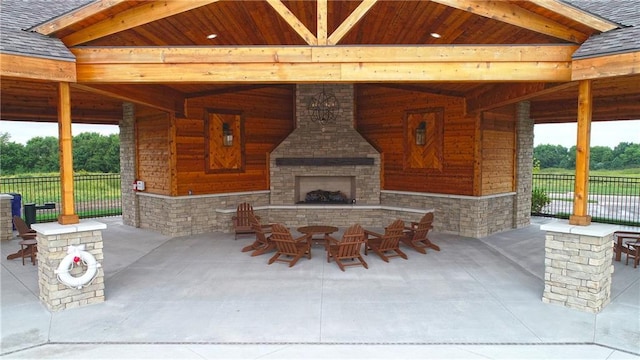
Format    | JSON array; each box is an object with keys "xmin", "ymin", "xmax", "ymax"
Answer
[
  {"xmin": 120, "ymin": 102, "xmax": 139, "ymax": 227},
  {"xmin": 33, "ymin": 220, "xmax": 106, "ymax": 311},
  {"xmin": 0, "ymin": 194, "xmax": 13, "ymax": 241},
  {"xmin": 514, "ymin": 101, "xmax": 533, "ymax": 228},
  {"xmin": 541, "ymin": 222, "xmax": 616, "ymax": 313}
]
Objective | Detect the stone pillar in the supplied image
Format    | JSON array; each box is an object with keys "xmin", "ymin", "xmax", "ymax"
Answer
[
  {"xmin": 514, "ymin": 101, "xmax": 533, "ymax": 228},
  {"xmin": 541, "ymin": 222, "xmax": 616, "ymax": 313},
  {"xmin": 0, "ymin": 194, "xmax": 13, "ymax": 241},
  {"xmin": 33, "ymin": 220, "xmax": 106, "ymax": 311},
  {"xmin": 120, "ymin": 102, "xmax": 139, "ymax": 227}
]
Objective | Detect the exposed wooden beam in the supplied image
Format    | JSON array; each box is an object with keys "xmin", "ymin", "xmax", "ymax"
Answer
[
  {"xmin": 265, "ymin": 0, "xmax": 317, "ymax": 46},
  {"xmin": 572, "ymin": 51, "xmax": 640, "ymax": 80},
  {"xmin": 317, "ymin": 0, "xmax": 328, "ymax": 45},
  {"xmin": 71, "ymin": 45, "xmax": 577, "ymax": 63},
  {"xmin": 62, "ymin": 0, "xmax": 220, "ymax": 47},
  {"xmin": 72, "ymin": 83, "xmax": 186, "ymax": 116},
  {"xmin": 528, "ymin": 0, "xmax": 618, "ymax": 32},
  {"xmin": 72, "ymin": 45, "xmax": 574, "ymax": 83},
  {"xmin": 0, "ymin": 54, "xmax": 75, "ymax": 82},
  {"xmin": 76, "ymin": 61, "xmax": 572, "ymax": 83},
  {"xmin": 466, "ymin": 82, "xmax": 577, "ymax": 114},
  {"xmin": 31, "ymin": 0, "xmax": 128, "ymax": 35},
  {"xmin": 328, "ymin": 0, "xmax": 378, "ymax": 45},
  {"xmin": 431, "ymin": 0, "xmax": 588, "ymax": 43}
]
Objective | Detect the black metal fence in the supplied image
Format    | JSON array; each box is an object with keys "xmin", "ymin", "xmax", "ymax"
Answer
[
  {"xmin": 1, "ymin": 174, "xmax": 121, "ymax": 224},
  {"xmin": 532, "ymin": 173, "xmax": 640, "ymax": 226}
]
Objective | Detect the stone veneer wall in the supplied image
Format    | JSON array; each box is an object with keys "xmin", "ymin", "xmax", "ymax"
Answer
[
  {"xmin": 0, "ymin": 194, "xmax": 13, "ymax": 241},
  {"xmin": 515, "ymin": 102, "xmax": 533, "ymax": 228},
  {"xmin": 120, "ymin": 102, "xmax": 138, "ymax": 227},
  {"xmin": 541, "ymin": 224, "xmax": 615, "ymax": 313},
  {"xmin": 270, "ymin": 84, "xmax": 381, "ymax": 206},
  {"xmin": 381, "ymin": 191, "xmax": 515, "ymax": 238},
  {"xmin": 138, "ymin": 192, "xmax": 270, "ymax": 236},
  {"xmin": 34, "ymin": 221, "xmax": 106, "ymax": 311}
]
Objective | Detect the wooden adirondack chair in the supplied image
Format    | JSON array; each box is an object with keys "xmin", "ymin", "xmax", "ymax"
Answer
[
  {"xmin": 6, "ymin": 216, "xmax": 38, "ymax": 265},
  {"xmin": 268, "ymin": 224, "xmax": 312, "ymax": 267},
  {"xmin": 232, "ymin": 202, "xmax": 260, "ymax": 240},
  {"xmin": 400, "ymin": 212, "xmax": 440, "ymax": 254},
  {"xmin": 326, "ymin": 224, "xmax": 368, "ymax": 271},
  {"xmin": 364, "ymin": 219, "xmax": 407, "ymax": 262},
  {"xmin": 241, "ymin": 213, "xmax": 275, "ymax": 256}
]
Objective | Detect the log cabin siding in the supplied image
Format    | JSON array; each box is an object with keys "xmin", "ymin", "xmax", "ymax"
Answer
[
  {"xmin": 136, "ymin": 109, "xmax": 171, "ymax": 195},
  {"xmin": 173, "ymin": 86, "xmax": 295, "ymax": 196},
  {"xmin": 355, "ymin": 85, "xmax": 476, "ymax": 195},
  {"xmin": 481, "ymin": 109, "xmax": 517, "ymax": 195}
]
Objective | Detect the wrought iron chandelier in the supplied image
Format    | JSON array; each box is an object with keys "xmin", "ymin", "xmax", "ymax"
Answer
[{"xmin": 307, "ymin": 85, "xmax": 339, "ymax": 127}]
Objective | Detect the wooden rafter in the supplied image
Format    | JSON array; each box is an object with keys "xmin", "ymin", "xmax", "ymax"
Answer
[
  {"xmin": 430, "ymin": 0, "xmax": 588, "ymax": 43},
  {"xmin": 266, "ymin": 0, "xmax": 317, "ymax": 46},
  {"xmin": 61, "ymin": 0, "xmax": 220, "ymax": 47},
  {"xmin": 466, "ymin": 82, "xmax": 577, "ymax": 114},
  {"xmin": 31, "ymin": 0, "xmax": 128, "ymax": 35},
  {"xmin": 328, "ymin": 0, "xmax": 378, "ymax": 45},
  {"xmin": 72, "ymin": 83, "xmax": 186, "ymax": 116},
  {"xmin": 529, "ymin": 0, "xmax": 618, "ymax": 32}
]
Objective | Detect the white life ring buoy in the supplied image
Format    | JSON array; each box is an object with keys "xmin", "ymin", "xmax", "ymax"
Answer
[{"xmin": 55, "ymin": 245, "xmax": 101, "ymax": 289}]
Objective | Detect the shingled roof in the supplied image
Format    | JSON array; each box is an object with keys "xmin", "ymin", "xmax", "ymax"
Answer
[
  {"xmin": 567, "ymin": 0, "xmax": 640, "ymax": 59},
  {"xmin": 0, "ymin": 0, "xmax": 91, "ymax": 61}
]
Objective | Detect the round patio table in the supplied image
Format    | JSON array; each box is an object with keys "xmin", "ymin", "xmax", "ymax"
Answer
[{"xmin": 297, "ymin": 225, "xmax": 339, "ymax": 248}]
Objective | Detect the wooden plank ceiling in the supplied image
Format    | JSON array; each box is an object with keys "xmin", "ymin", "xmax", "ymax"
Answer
[{"xmin": 2, "ymin": 0, "xmax": 637, "ymax": 124}]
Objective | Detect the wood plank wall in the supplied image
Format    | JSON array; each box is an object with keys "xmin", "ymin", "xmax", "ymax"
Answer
[
  {"xmin": 136, "ymin": 108, "xmax": 172, "ymax": 195},
  {"xmin": 172, "ymin": 86, "xmax": 295, "ymax": 196},
  {"xmin": 480, "ymin": 107, "xmax": 516, "ymax": 195},
  {"xmin": 355, "ymin": 85, "xmax": 477, "ymax": 195}
]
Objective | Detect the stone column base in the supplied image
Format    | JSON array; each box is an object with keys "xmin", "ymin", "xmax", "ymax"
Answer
[
  {"xmin": 541, "ymin": 221, "xmax": 616, "ymax": 313},
  {"xmin": 32, "ymin": 220, "xmax": 106, "ymax": 311}
]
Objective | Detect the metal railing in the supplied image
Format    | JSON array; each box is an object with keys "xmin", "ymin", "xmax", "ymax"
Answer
[
  {"xmin": 0, "ymin": 174, "xmax": 121, "ymax": 223},
  {"xmin": 532, "ymin": 173, "xmax": 640, "ymax": 226}
]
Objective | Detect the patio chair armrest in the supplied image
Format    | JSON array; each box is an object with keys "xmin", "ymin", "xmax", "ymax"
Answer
[
  {"xmin": 363, "ymin": 229, "xmax": 383, "ymax": 238},
  {"xmin": 294, "ymin": 233, "xmax": 312, "ymax": 243},
  {"xmin": 325, "ymin": 234, "xmax": 339, "ymax": 244}
]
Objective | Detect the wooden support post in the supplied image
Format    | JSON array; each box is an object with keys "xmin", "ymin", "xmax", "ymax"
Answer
[
  {"xmin": 57, "ymin": 82, "xmax": 79, "ymax": 225},
  {"xmin": 570, "ymin": 80, "xmax": 592, "ymax": 226}
]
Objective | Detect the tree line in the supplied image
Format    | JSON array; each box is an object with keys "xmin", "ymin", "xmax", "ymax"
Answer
[
  {"xmin": 534, "ymin": 142, "xmax": 640, "ymax": 170},
  {"xmin": 2, "ymin": 132, "xmax": 638, "ymax": 174},
  {"xmin": 0, "ymin": 132, "xmax": 120, "ymax": 175}
]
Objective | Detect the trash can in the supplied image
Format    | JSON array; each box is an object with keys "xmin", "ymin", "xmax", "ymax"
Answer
[
  {"xmin": 8, "ymin": 193, "xmax": 21, "ymax": 230},
  {"xmin": 23, "ymin": 203, "xmax": 36, "ymax": 229}
]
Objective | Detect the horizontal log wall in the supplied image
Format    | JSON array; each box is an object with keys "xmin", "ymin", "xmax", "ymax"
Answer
[
  {"xmin": 355, "ymin": 85, "xmax": 476, "ymax": 195},
  {"xmin": 175, "ymin": 86, "xmax": 295, "ymax": 196},
  {"xmin": 136, "ymin": 108, "xmax": 171, "ymax": 195},
  {"xmin": 481, "ymin": 108, "xmax": 516, "ymax": 195}
]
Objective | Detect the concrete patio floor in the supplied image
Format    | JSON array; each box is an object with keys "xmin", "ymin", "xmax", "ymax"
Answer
[{"xmin": 1, "ymin": 216, "xmax": 639, "ymax": 359}]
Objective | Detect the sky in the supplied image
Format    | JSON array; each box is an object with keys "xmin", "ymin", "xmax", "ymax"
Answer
[{"xmin": 1, "ymin": 119, "xmax": 639, "ymax": 148}]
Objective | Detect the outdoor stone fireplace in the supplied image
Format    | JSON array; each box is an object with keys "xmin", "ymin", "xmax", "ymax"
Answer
[{"xmin": 270, "ymin": 84, "xmax": 381, "ymax": 207}]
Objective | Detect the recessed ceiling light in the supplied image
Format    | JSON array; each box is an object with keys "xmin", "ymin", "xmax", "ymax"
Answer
[
  {"xmin": 430, "ymin": 33, "xmax": 441, "ymax": 39},
  {"xmin": 207, "ymin": 33, "xmax": 218, "ymax": 39}
]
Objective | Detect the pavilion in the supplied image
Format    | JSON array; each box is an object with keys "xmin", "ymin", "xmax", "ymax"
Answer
[{"xmin": 1, "ymin": 0, "xmax": 638, "ymax": 313}]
